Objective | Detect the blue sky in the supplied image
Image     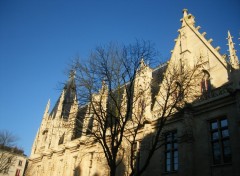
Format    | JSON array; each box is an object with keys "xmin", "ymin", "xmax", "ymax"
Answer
[{"xmin": 0, "ymin": 0, "xmax": 239, "ymax": 156}]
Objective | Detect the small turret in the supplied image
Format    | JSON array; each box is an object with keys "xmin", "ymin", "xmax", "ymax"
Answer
[
  {"xmin": 227, "ymin": 31, "xmax": 239, "ymax": 69},
  {"xmin": 134, "ymin": 58, "xmax": 153, "ymax": 120}
]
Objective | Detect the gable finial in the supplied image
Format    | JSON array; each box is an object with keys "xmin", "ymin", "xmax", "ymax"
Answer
[{"xmin": 183, "ymin": 9, "xmax": 188, "ymax": 17}]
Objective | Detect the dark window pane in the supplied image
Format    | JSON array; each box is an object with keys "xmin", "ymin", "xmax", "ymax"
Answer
[
  {"xmin": 223, "ymin": 140, "xmax": 231, "ymax": 162},
  {"xmin": 213, "ymin": 149, "xmax": 221, "ymax": 158},
  {"xmin": 174, "ymin": 157, "xmax": 178, "ymax": 164},
  {"xmin": 174, "ymin": 163, "xmax": 178, "ymax": 171},
  {"xmin": 165, "ymin": 131, "xmax": 178, "ymax": 172},
  {"xmin": 213, "ymin": 142, "xmax": 221, "ymax": 164},
  {"xmin": 212, "ymin": 131, "xmax": 219, "ymax": 140},
  {"xmin": 213, "ymin": 142, "xmax": 220, "ymax": 150},
  {"xmin": 166, "ymin": 143, "xmax": 171, "ymax": 150},
  {"xmin": 213, "ymin": 142, "xmax": 220, "ymax": 153},
  {"xmin": 166, "ymin": 152, "xmax": 171, "ymax": 159},
  {"xmin": 213, "ymin": 151, "xmax": 221, "ymax": 164},
  {"xmin": 166, "ymin": 165, "xmax": 171, "ymax": 172},
  {"xmin": 220, "ymin": 119, "xmax": 228, "ymax": 128},
  {"xmin": 166, "ymin": 158, "xmax": 171, "ymax": 165},
  {"xmin": 174, "ymin": 151, "xmax": 178, "ymax": 158},
  {"xmin": 210, "ymin": 118, "xmax": 231, "ymax": 165},
  {"xmin": 221, "ymin": 129, "xmax": 229, "ymax": 138},
  {"xmin": 211, "ymin": 121, "xmax": 218, "ymax": 130},
  {"xmin": 223, "ymin": 146, "xmax": 231, "ymax": 156},
  {"xmin": 223, "ymin": 146, "xmax": 232, "ymax": 163},
  {"xmin": 223, "ymin": 140, "xmax": 230, "ymax": 148}
]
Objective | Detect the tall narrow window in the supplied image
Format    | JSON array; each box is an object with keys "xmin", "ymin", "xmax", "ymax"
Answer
[
  {"xmin": 210, "ymin": 118, "xmax": 231, "ymax": 164},
  {"xmin": 201, "ymin": 70, "xmax": 211, "ymax": 93},
  {"xmin": 165, "ymin": 131, "xmax": 178, "ymax": 172},
  {"xmin": 42, "ymin": 129, "xmax": 48, "ymax": 146},
  {"xmin": 15, "ymin": 169, "xmax": 20, "ymax": 176}
]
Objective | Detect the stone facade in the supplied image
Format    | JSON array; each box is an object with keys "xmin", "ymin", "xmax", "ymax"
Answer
[{"xmin": 27, "ymin": 9, "xmax": 240, "ymax": 176}]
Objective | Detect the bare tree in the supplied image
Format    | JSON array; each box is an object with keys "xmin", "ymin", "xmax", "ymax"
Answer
[
  {"xmin": 0, "ymin": 130, "xmax": 22, "ymax": 174},
  {"xmin": 0, "ymin": 130, "xmax": 18, "ymax": 147},
  {"xmin": 71, "ymin": 41, "xmax": 202, "ymax": 176},
  {"xmin": 71, "ymin": 40, "xmax": 158, "ymax": 176}
]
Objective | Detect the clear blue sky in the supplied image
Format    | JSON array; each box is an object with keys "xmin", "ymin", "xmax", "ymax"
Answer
[{"xmin": 0, "ymin": 0, "xmax": 239, "ymax": 156}]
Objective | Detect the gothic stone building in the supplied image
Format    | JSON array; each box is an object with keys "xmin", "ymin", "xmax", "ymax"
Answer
[{"xmin": 27, "ymin": 9, "xmax": 240, "ymax": 176}]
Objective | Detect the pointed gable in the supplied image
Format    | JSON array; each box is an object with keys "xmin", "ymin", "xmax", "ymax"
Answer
[
  {"xmin": 170, "ymin": 9, "xmax": 229, "ymax": 88},
  {"xmin": 151, "ymin": 9, "xmax": 233, "ymax": 115}
]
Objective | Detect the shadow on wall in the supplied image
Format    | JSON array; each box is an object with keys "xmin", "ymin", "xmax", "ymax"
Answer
[
  {"xmin": 137, "ymin": 132, "xmax": 157, "ymax": 175},
  {"xmin": 133, "ymin": 108, "xmax": 196, "ymax": 175},
  {"xmin": 73, "ymin": 165, "xmax": 101, "ymax": 176},
  {"xmin": 116, "ymin": 158, "xmax": 126, "ymax": 176}
]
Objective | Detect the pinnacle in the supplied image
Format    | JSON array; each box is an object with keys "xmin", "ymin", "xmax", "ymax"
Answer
[
  {"xmin": 183, "ymin": 9, "xmax": 188, "ymax": 17},
  {"xmin": 227, "ymin": 30, "xmax": 239, "ymax": 69},
  {"xmin": 69, "ymin": 69, "xmax": 76, "ymax": 79},
  {"xmin": 140, "ymin": 58, "xmax": 146, "ymax": 68}
]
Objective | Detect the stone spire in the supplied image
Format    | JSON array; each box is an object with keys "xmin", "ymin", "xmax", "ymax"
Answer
[
  {"xmin": 227, "ymin": 31, "xmax": 239, "ymax": 69},
  {"xmin": 50, "ymin": 70, "xmax": 77, "ymax": 119},
  {"xmin": 69, "ymin": 69, "xmax": 76, "ymax": 80}
]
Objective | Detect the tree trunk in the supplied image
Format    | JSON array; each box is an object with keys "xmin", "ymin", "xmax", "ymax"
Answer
[{"xmin": 110, "ymin": 165, "xmax": 116, "ymax": 176}]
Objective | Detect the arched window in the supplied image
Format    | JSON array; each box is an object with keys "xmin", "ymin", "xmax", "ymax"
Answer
[
  {"xmin": 42, "ymin": 129, "xmax": 48, "ymax": 143},
  {"xmin": 201, "ymin": 70, "xmax": 211, "ymax": 93}
]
